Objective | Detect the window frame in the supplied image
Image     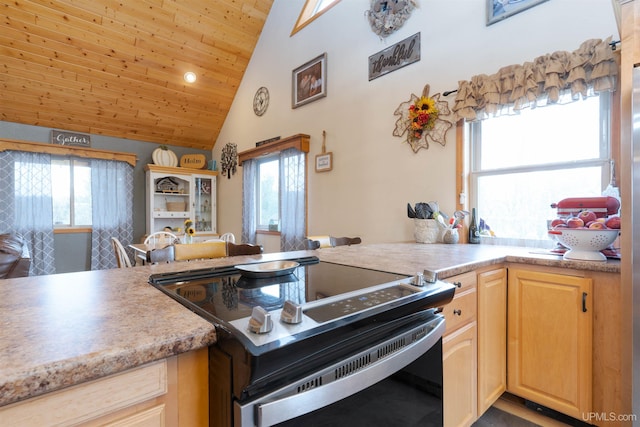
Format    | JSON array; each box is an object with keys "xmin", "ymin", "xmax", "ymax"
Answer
[
  {"xmin": 464, "ymin": 93, "xmax": 614, "ymax": 245},
  {"xmin": 255, "ymin": 154, "xmax": 280, "ymax": 231},
  {"xmin": 51, "ymin": 157, "xmax": 93, "ymax": 230},
  {"xmin": 291, "ymin": 0, "xmax": 341, "ymax": 36}
]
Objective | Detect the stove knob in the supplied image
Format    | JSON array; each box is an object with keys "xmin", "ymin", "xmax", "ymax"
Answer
[
  {"xmin": 248, "ymin": 306, "xmax": 273, "ymax": 334},
  {"xmin": 280, "ymin": 300, "xmax": 303, "ymax": 324},
  {"xmin": 412, "ymin": 272, "xmax": 425, "ymax": 287}
]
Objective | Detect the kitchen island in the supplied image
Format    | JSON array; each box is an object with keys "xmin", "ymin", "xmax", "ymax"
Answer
[{"xmin": 0, "ymin": 243, "xmax": 621, "ymax": 425}]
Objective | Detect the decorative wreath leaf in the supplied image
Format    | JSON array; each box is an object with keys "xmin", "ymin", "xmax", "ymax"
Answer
[{"xmin": 393, "ymin": 85, "xmax": 454, "ymax": 153}]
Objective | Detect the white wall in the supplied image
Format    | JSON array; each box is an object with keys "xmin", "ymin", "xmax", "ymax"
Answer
[{"xmin": 213, "ymin": 0, "xmax": 618, "ymax": 249}]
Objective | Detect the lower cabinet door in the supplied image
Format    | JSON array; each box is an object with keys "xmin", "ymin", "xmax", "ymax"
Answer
[
  {"xmin": 507, "ymin": 269, "xmax": 592, "ymax": 419},
  {"xmin": 443, "ymin": 321, "xmax": 477, "ymax": 427},
  {"xmin": 477, "ymin": 268, "xmax": 507, "ymax": 416}
]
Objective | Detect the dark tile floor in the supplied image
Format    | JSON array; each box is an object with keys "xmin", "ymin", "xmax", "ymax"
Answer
[{"xmin": 473, "ymin": 406, "xmax": 541, "ymax": 427}]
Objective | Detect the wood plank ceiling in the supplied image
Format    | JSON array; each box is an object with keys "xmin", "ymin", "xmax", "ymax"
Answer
[{"xmin": 0, "ymin": 0, "xmax": 274, "ymax": 150}]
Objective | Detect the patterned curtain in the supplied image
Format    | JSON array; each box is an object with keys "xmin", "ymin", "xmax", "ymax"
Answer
[
  {"xmin": 0, "ymin": 151, "xmax": 55, "ymax": 276},
  {"xmin": 90, "ymin": 159, "xmax": 134, "ymax": 270},
  {"xmin": 280, "ymin": 148, "xmax": 306, "ymax": 252},
  {"xmin": 452, "ymin": 37, "xmax": 618, "ymax": 121},
  {"xmin": 241, "ymin": 159, "xmax": 258, "ymax": 244}
]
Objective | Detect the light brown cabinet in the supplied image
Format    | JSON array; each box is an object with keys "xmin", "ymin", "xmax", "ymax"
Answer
[
  {"xmin": 0, "ymin": 348, "xmax": 208, "ymax": 426},
  {"xmin": 442, "ymin": 271, "xmax": 477, "ymax": 427},
  {"xmin": 477, "ymin": 268, "xmax": 507, "ymax": 416},
  {"xmin": 507, "ymin": 268, "xmax": 592, "ymax": 420},
  {"xmin": 443, "ymin": 322, "xmax": 477, "ymax": 427}
]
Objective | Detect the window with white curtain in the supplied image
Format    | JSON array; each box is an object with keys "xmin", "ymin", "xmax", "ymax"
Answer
[
  {"xmin": 468, "ymin": 93, "xmax": 612, "ymax": 246},
  {"xmin": 51, "ymin": 158, "xmax": 92, "ymax": 227},
  {"xmin": 257, "ymin": 156, "xmax": 280, "ymax": 230},
  {"xmin": 242, "ymin": 148, "xmax": 307, "ymax": 251}
]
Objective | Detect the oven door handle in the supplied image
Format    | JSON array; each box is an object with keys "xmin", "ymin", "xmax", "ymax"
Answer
[{"xmin": 239, "ymin": 315, "xmax": 445, "ymax": 427}]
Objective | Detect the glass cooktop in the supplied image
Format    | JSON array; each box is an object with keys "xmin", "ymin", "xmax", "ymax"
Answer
[{"xmin": 149, "ymin": 257, "xmax": 409, "ymax": 324}]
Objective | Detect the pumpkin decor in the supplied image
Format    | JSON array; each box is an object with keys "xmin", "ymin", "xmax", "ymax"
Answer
[{"xmin": 152, "ymin": 145, "xmax": 178, "ymax": 167}]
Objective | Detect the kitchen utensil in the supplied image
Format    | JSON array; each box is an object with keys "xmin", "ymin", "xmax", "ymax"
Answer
[
  {"xmin": 550, "ymin": 196, "xmax": 620, "ymax": 218},
  {"xmin": 415, "ymin": 203, "xmax": 433, "ymax": 219},
  {"xmin": 547, "ymin": 229, "xmax": 619, "ymax": 261}
]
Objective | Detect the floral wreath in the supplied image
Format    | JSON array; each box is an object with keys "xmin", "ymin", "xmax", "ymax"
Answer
[
  {"xmin": 365, "ymin": 0, "xmax": 417, "ymax": 38},
  {"xmin": 393, "ymin": 85, "xmax": 453, "ymax": 153}
]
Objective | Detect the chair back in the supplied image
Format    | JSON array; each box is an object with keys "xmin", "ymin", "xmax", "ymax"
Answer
[
  {"xmin": 219, "ymin": 232, "xmax": 236, "ymax": 243},
  {"xmin": 111, "ymin": 237, "xmax": 132, "ymax": 268},
  {"xmin": 305, "ymin": 235, "xmax": 331, "ymax": 249},
  {"xmin": 144, "ymin": 231, "xmax": 179, "ymax": 246},
  {"xmin": 146, "ymin": 245, "xmax": 175, "ymax": 264},
  {"xmin": 227, "ymin": 242, "xmax": 263, "ymax": 256},
  {"xmin": 174, "ymin": 241, "xmax": 227, "ymax": 261},
  {"xmin": 0, "ymin": 234, "xmax": 31, "ymax": 278},
  {"xmin": 330, "ymin": 236, "xmax": 362, "ymax": 247}
]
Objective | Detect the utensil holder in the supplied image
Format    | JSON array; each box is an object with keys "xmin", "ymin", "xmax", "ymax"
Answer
[{"xmin": 414, "ymin": 219, "xmax": 442, "ymax": 243}]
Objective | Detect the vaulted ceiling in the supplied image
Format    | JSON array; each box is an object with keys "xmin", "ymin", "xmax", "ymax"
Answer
[{"xmin": 0, "ymin": 0, "xmax": 274, "ymax": 150}]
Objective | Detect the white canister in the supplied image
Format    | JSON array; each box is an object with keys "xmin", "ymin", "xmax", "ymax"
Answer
[{"xmin": 414, "ymin": 219, "xmax": 441, "ymax": 243}]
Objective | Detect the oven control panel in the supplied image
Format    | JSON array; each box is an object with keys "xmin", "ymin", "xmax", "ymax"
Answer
[
  {"xmin": 303, "ymin": 285, "xmax": 419, "ymax": 323},
  {"xmin": 228, "ymin": 278, "xmax": 446, "ymax": 347}
]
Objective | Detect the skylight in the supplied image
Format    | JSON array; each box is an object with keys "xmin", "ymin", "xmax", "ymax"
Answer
[{"xmin": 291, "ymin": 0, "xmax": 341, "ymax": 36}]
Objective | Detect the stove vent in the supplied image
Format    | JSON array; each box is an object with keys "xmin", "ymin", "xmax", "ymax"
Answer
[
  {"xmin": 412, "ymin": 326, "xmax": 428, "ymax": 341},
  {"xmin": 377, "ymin": 336, "xmax": 407, "ymax": 359},
  {"xmin": 334, "ymin": 354, "xmax": 373, "ymax": 379},
  {"xmin": 296, "ymin": 376, "xmax": 322, "ymax": 393}
]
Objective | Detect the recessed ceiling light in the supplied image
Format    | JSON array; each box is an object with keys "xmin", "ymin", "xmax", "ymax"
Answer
[{"xmin": 184, "ymin": 72, "xmax": 196, "ymax": 83}]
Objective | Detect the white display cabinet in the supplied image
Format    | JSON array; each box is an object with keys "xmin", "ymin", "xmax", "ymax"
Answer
[{"xmin": 144, "ymin": 164, "xmax": 217, "ymax": 239}]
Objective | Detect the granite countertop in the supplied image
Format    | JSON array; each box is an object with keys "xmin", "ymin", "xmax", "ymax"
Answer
[
  {"xmin": 313, "ymin": 242, "xmax": 621, "ymax": 278},
  {"xmin": 0, "ymin": 245, "xmax": 619, "ymax": 408}
]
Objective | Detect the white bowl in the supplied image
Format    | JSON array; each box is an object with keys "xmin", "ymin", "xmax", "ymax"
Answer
[{"xmin": 548, "ymin": 228, "xmax": 619, "ymax": 261}]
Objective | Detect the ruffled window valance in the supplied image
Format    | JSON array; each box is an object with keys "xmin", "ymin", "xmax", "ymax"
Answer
[{"xmin": 452, "ymin": 37, "xmax": 618, "ymax": 121}]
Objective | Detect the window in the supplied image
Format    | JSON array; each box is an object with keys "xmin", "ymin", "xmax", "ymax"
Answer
[
  {"xmin": 257, "ymin": 156, "xmax": 280, "ymax": 230},
  {"xmin": 291, "ymin": 0, "xmax": 341, "ymax": 35},
  {"xmin": 469, "ymin": 94, "xmax": 612, "ymax": 246},
  {"xmin": 51, "ymin": 158, "xmax": 92, "ymax": 227}
]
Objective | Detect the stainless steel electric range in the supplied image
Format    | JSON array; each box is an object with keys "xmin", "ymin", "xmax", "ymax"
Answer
[{"xmin": 149, "ymin": 256, "xmax": 456, "ymax": 427}]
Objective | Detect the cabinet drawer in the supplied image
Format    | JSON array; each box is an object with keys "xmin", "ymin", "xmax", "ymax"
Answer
[
  {"xmin": 444, "ymin": 271, "xmax": 477, "ymax": 294},
  {"xmin": 442, "ymin": 287, "xmax": 477, "ymax": 335},
  {"xmin": 0, "ymin": 360, "xmax": 167, "ymax": 426}
]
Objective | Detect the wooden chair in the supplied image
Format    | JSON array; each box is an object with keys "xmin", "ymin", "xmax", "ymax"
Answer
[
  {"xmin": 219, "ymin": 232, "xmax": 236, "ymax": 243},
  {"xmin": 146, "ymin": 245, "xmax": 175, "ymax": 264},
  {"xmin": 227, "ymin": 242, "xmax": 263, "ymax": 257},
  {"xmin": 305, "ymin": 235, "xmax": 332, "ymax": 250},
  {"xmin": 330, "ymin": 236, "xmax": 362, "ymax": 247},
  {"xmin": 111, "ymin": 237, "xmax": 132, "ymax": 268},
  {"xmin": 144, "ymin": 231, "xmax": 179, "ymax": 246},
  {"xmin": 173, "ymin": 241, "xmax": 227, "ymax": 261}
]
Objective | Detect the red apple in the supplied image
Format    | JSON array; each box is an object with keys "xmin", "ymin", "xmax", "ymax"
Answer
[
  {"xmin": 578, "ymin": 210, "xmax": 597, "ymax": 225},
  {"xmin": 605, "ymin": 215, "xmax": 621, "ymax": 229},
  {"xmin": 588, "ymin": 222, "xmax": 607, "ymax": 230},
  {"xmin": 595, "ymin": 218, "xmax": 606, "ymax": 223},
  {"xmin": 553, "ymin": 223, "xmax": 568, "ymax": 229},
  {"xmin": 550, "ymin": 218, "xmax": 566, "ymax": 228},
  {"xmin": 566, "ymin": 217, "xmax": 584, "ymax": 228}
]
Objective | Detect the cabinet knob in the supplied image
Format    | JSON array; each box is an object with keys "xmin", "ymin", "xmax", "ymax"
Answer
[
  {"xmin": 454, "ymin": 282, "xmax": 462, "ymax": 288},
  {"xmin": 453, "ymin": 309, "xmax": 462, "ymax": 316}
]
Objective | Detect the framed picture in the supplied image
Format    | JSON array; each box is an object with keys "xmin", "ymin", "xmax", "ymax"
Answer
[
  {"xmin": 315, "ymin": 152, "xmax": 333, "ymax": 172},
  {"xmin": 292, "ymin": 53, "xmax": 327, "ymax": 109},
  {"xmin": 487, "ymin": 0, "xmax": 548, "ymax": 26}
]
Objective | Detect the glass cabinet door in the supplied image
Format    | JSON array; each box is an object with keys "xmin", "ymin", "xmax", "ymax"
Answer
[{"xmin": 193, "ymin": 175, "xmax": 216, "ymax": 233}]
